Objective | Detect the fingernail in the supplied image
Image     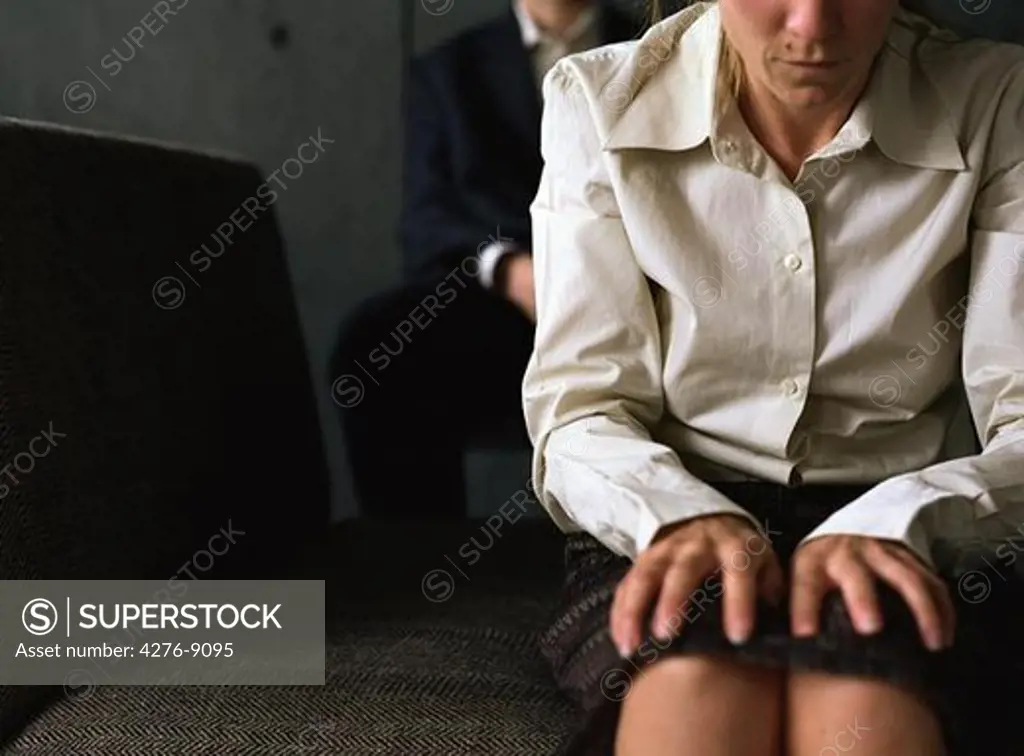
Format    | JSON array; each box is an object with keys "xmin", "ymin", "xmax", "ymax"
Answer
[
  {"xmin": 727, "ymin": 625, "xmax": 750, "ymax": 645},
  {"xmin": 858, "ymin": 615, "xmax": 881, "ymax": 634},
  {"xmin": 617, "ymin": 641, "xmax": 632, "ymax": 658}
]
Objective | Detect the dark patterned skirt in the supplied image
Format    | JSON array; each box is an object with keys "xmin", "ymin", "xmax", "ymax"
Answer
[{"xmin": 538, "ymin": 481, "xmax": 1024, "ymax": 756}]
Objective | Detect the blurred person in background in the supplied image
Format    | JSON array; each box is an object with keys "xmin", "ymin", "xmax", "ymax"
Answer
[{"xmin": 329, "ymin": 0, "xmax": 641, "ymax": 519}]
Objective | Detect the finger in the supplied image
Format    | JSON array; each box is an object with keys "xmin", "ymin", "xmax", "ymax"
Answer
[
  {"xmin": 719, "ymin": 542, "xmax": 761, "ymax": 644},
  {"xmin": 888, "ymin": 548, "xmax": 957, "ymax": 646},
  {"xmin": 829, "ymin": 553, "xmax": 883, "ymax": 635},
  {"xmin": 610, "ymin": 559, "xmax": 667, "ymax": 657},
  {"xmin": 651, "ymin": 553, "xmax": 714, "ymax": 641},
  {"xmin": 790, "ymin": 552, "xmax": 830, "ymax": 637},
  {"xmin": 864, "ymin": 547, "xmax": 945, "ymax": 650}
]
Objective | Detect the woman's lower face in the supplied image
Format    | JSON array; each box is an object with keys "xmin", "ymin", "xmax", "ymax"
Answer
[{"xmin": 613, "ymin": 654, "xmax": 946, "ymax": 756}]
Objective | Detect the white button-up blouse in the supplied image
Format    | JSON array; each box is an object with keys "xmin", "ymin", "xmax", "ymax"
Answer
[{"xmin": 522, "ymin": 2, "xmax": 1024, "ymax": 568}]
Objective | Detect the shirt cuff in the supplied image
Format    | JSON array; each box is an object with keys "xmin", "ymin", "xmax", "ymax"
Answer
[
  {"xmin": 797, "ymin": 476, "xmax": 962, "ymax": 571},
  {"xmin": 477, "ymin": 240, "xmax": 521, "ymax": 290},
  {"xmin": 633, "ymin": 484, "xmax": 768, "ymax": 556},
  {"xmin": 540, "ymin": 426, "xmax": 770, "ymax": 560}
]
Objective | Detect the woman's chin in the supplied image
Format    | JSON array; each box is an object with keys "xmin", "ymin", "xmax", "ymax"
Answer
[{"xmin": 773, "ymin": 80, "xmax": 849, "ymax": 109}]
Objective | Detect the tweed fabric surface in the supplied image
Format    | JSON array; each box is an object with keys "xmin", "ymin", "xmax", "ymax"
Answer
[
  {"xmin": 5, "ymin": 585, "xmax": 576, "ymax": 755},
  {"xmin": 0, "ymin": 119, "xmax": 328, "ymax": 747}
]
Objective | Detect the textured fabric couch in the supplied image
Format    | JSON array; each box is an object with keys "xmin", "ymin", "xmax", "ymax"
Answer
[
  {"xmin": 5, "ymin": 520, "xmax": 578, "ymax": 754},
  {"xmin": 0, "ymin": 118, "xmax": 580, "ymax": 754}
]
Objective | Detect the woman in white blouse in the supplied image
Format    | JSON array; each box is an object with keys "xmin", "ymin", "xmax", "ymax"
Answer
[{"xmin": 523, "ymin": 0, "xmax": 1024, "ymax": 754}]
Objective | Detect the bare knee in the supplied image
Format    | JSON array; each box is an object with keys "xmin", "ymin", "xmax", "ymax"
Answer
[
  {"xmin": 615, "ymin": 654, "xmax": 783, "ymax": 756},
  {"xmin": 787, "ymin": 671, "xmax": 945, "ymax": 756}
]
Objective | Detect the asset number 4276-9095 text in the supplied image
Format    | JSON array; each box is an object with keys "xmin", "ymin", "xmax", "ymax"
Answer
[{"xmin": 139, "ymin": 642, "xmax": 234, "ymax": 658}]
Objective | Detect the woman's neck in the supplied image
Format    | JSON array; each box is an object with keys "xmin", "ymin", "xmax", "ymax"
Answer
[{"xmin": 736, "ymin": 68, "xmax": 872, "ymax": 183}]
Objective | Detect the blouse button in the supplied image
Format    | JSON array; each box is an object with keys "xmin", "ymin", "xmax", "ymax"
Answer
[{"xmin": 781, "ymin": 378, "xmax": 801, "ymax": 397}]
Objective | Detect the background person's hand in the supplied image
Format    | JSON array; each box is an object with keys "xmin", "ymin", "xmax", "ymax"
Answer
[
  {"xmin": 790, "ymin": 535, "xmax": 956, "ymax": 651},
  {"xmin": 497, "ymin": 251, "xmax": 535, "ymax": 322},
  {"xmin": 610, "ymin": 514, "xmax": 784, "ymax": 658}
]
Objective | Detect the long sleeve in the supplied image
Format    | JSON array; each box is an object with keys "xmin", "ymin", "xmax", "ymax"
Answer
[
  {"xmin": 800, "ymin": 66, "xmax": 1024, "ymax": 571},
  {"xmin": 522, "ymin": 62, "xmax": 763, "ymax": 562},
  {"xmin": 398, "ymin": 59, "xmax": 518, "ymax": 282}
]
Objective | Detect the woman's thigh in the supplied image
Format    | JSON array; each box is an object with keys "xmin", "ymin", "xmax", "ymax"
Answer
[
  {"xmin": 786, "ymin": 670, "xmax": 945, "ymax": 756},
  {"xmin": 615, "ymin": 654, "xmax": 785, "ymax": 756}
]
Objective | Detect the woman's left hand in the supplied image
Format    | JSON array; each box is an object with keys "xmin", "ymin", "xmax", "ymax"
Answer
[{"xmin": 789, "ymin": 535, "xmax": 956, "ymax": 651}]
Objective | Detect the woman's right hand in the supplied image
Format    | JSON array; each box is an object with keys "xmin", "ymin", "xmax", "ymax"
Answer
[{"xmin": 610, "ymin": 514, "xmax": 784, "ymax": 657}]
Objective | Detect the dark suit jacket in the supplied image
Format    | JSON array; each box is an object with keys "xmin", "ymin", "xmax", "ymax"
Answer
[{"xmin": 398, "ymin": 2, "xmax": 643, "ymax": 284}]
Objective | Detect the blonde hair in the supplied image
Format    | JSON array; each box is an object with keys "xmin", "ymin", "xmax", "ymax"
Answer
[
  {"xmin": 647, "ymin": 0, "xmax": 744, "ymax": 98},
  {"xmin": 720, "ymin": 27, "xmax": 744, "ymax": 98}
]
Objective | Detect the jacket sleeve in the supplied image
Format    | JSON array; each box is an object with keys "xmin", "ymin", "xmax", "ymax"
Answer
[
  {"xmin": 398, "ymin": 58, "xmax": 500, "ymax": 283},
  {"xmin": 522, "ymin": 61, "xmax": 764, "ymax": 562}
]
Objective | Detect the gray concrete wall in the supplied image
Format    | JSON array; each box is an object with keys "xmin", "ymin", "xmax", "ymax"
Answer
[
  {"xmin": 0, "ymin": 0, "xmax": 440, "ymax": 522},
  {"xmin": 0, "ymin": 0, "xmax": 1016, "ymax": 522}
]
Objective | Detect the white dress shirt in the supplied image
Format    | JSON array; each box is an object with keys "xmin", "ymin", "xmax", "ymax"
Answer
[
  {"xmin": 522, "ymin": 2, "xmax": 1024, "ymax": 569},
  {"xmin": 477, "ymin": 0, "xmax": 603, "ymax": 290}
]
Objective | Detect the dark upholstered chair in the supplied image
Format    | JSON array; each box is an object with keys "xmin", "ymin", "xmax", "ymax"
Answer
[{"xmin": 0, "ymin": 118, "xmax": 576, "ymax": 754}]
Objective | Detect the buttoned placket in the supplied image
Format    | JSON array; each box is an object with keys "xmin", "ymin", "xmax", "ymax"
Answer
[
  {"xmin": 711, "ymin": 106, "xmax": 815, "ymax": 469},
  {"xmin": 768, "ymin": 177, "xmax": 815, "ymax": 468},
  {"xmin": 781, "ymin": 134, "xmax": 868, "ymax": 472}
]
